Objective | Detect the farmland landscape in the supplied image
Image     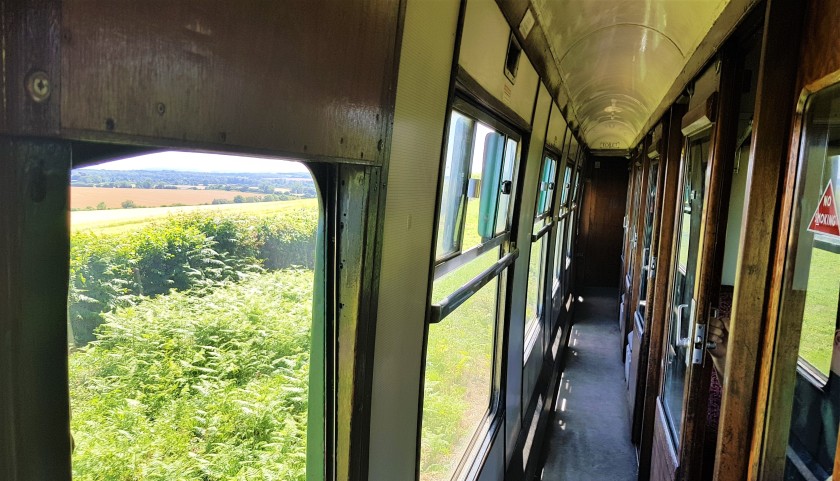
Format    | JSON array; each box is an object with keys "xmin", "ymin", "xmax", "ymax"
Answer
[
  {"xmin": 71, "ymin": 186, "xmax": 269, "ymax": 209},
  {"xmin": 68, "ymin": 154, "xmax": 319, "ymax": 480}
]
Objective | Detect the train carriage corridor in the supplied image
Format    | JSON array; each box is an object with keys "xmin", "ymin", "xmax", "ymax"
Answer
[{"xmin": 537, "ymin": 288, "xmax": 638, "ymax": 481}]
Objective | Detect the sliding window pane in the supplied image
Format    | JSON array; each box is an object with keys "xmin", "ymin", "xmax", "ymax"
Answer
[
  {"xmin": 421, "ymin": 277, "xmax": 499, "ymax": 481},
  {"xmin": 436, "ymin": 112, "xmax": 476, "ymax": 260},
  {"xmin": 462, "ymin": 126, "xmax": 505, "ymax": 251},
  {"xmin": 525, "ymin": 236, "xmax": 545, "ymax": 334},
  {"xmin": 495, "ymin": 139, "xmax": 518, "ymax": 235}
]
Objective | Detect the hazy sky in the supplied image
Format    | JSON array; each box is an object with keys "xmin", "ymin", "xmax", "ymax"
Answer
[{"xmin": 82, "ymin": 151, "xmax": 310, "ymax": 173}]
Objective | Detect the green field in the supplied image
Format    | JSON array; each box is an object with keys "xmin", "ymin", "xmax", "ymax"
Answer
[
  {"xmin": 798, "ymin": 246, "xmax": 840, "ymax": 375},
  {"xmin": 71, "ymin": 198, "xmax": 318, "ymax": 235}
]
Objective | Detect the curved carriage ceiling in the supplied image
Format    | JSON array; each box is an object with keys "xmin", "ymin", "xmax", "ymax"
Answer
[{"xmin": 497, "ymin": 0, "xmax": 758, "ymax": 154}]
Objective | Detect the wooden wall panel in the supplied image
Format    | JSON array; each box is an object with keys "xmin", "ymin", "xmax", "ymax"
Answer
[
  {"xmin": 747, "ymin": 0, "xmax": 836, "ymax": 478},
  {"xmin": 0, "ymin": 138, "xmax": 73, "ymax": 481},
  {"xmin": 58, "ymin": 0, "xmax": 401, "ymax": 162},
  {"xmin": 0, "ymin": 0, "xmax": 62, "ymax": 136},
  {"xmin": 651, "ymin": 399, "xmax": 678, "ymax": 481},
  {"xmin": 577, "ymin": 157, "xmax": 629, "ymax": 287}
]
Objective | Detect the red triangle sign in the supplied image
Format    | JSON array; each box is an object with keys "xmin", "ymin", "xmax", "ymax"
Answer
[{"xmin": 807, "ymin": 181, "xmax": 840, "ymax": 238}]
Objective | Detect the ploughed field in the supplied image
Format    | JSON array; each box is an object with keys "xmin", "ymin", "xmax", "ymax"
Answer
[{"xmin": 72, "ymin": 198, "xmax": 318, "ymax": 235}]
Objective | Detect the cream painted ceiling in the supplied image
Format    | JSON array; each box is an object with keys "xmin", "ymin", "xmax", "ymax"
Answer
[{"xmin": 528, "ymin": 0, "xmax": 729, "ymax": 151}]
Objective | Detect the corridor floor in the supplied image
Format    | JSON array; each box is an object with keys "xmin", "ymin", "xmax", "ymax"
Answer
[{"xmin": 536, "ymin": 287, "xmax": 639, "ymax": 480}]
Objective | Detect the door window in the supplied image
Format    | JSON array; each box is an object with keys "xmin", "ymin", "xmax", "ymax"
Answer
[
  {"xmin": 637, "ymin": 161, "xmax": 660, "ymax": 321},
  {"xmin": 661, "ymin": 133, "xmax": 710, "ymax": 444},
  {"xmin": 776, "ymin": 83, "xmax": 840, "ymax": 480}
]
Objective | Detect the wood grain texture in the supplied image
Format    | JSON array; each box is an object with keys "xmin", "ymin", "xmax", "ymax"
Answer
[
  {"xmin": 744, "ymin": 0, "xmax": 824, "ymax": 478},
  {"xmin": 577, "ymin": 158, "xmax": 629, "ymax": 288},
  {"xmin": 678, "ymin": 45, "xmax": 737, "ymax": 481},
  {"xmin": 59, "ymin": 0, "xmax": 401, "ymax": 162},
  {"xmin": 629, "ymin": 145, "xmax": 651, "ymax": 327},
  {"xmin": 0, "ymin": 0, "xmax": 62, "ymax": 136},
  {"xmin": 0, "ymin": 138, "xmax": 72, "ymax": 481},
  {"xmin": 639, "ymin": 105, "xmax": 685, "ymax": 481},
  {"xmin": 631, "ymin": 152, "xmax": 663, "ymax": 445},
  {"xmin": 713, "ymin": 1, "xmax": 806, "ymax": 479},
  {"xmin": 621, "ymin": 162, "xmax": 645, "ymax": 354},
  {"xmin": 651, "ymin": 398, "xmax": 678, "ymax": 481}
]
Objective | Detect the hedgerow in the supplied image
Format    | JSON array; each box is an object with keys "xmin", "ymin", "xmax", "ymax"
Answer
[{"xmin": 69, "ymin": 209, "xmax": 317, "ymax": 344}]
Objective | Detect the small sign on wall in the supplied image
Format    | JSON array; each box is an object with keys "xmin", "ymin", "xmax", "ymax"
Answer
[{"xmin": 807, "ymin": 181, "xmax": 840, "ymax": 238}]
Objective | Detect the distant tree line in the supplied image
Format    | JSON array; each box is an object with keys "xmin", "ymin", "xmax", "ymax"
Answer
[{"xmin": 71, "ymin": 169, "xmax": 315, "ymax": 196}]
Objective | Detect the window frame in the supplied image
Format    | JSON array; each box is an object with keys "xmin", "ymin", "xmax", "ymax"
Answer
[{"xmin": 421, "ymin": 95, "xmax": 524, "ymax": 481}]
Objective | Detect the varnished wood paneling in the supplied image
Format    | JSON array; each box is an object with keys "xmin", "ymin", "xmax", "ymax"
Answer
[
  {"xmin": 58, "ymin": 0, "xmax": 401, "ymax": 162},
  {"xmin": 577, "ymin": 158, "xmax": 629, "ymax": 287},
  {"xmin": 651, "ymin": 398, "xmax": 678, "ymax": 481},
  {"xmin": 679, "ymin": 45, "xmax": 738, "ymax": 481},
  {"xmin": 639, "ymin": 105, "xmax": 685, "ymax": 481},
  {"xmin": 745, "ymin": 0, "xmax": 828, "ymax": 478},
  {"xmin": 0, "ymin": 138, "xmax": 72, "ymax": 481},
  {"xmin": 0, "ymin": 0, "xmax": 62, "ymax": 136}
]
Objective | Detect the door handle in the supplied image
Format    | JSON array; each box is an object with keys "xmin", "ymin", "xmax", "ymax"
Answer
[{"xmin": 674, "ymin": 303, "xmax": 690, "ymax": 348}]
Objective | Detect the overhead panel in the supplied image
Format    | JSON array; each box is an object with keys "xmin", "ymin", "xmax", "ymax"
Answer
[
  {"xmin": 461, "ymin": 0, "xmax": 539, "ymax": 125},
  {"xmin": 58, "ymin": 0, "xmax": 401, "ymax": 163},
  {"xmin": 528, "ymin": 0, "xmax": 729, "ymax": 151},
  {"xmin": 546, "ymin": 101, "xmax": 568, "ymax": 151}
]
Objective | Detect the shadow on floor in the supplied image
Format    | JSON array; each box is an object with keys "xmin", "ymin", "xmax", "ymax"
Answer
[{"xmin": 535, "ymin": 287, "xmax": 638, "ymax": 481}]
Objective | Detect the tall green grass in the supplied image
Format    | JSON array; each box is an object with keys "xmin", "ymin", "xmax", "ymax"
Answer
[
  {"xmin": 70, "ymin": 270, "xmax": 312, "ymax": 481},
  {"xmin": 799, "ymin": 247, "xmax": 840, "ymax": 375}
]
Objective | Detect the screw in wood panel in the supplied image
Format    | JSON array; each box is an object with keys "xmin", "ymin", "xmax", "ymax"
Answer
[
  {"xmin": 25, "ymin": 71, "xmax": 51, "ymax": 103},
  {"xmin": 105, "ymin": 118, "xmax": 115, "ymax": 131},
  {"xmin": 156, "ymin": 103, "xmax": 166, "ymax": 116},
  {"xmin": 377, "ymin": 139, "xmax": 383, "ymax": 152}
]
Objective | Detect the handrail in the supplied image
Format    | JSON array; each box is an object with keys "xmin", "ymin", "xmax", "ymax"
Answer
[
  {"xmin": 531, "ymin": 222, "xmax": 553, "ymax": 243},
  {"xmin": 434, "ymin": 232, "xmax": 508, "ymax": 280},
  {"xmin": 429, "ymin": 249, "xmax": 519, "ymax": 324}
]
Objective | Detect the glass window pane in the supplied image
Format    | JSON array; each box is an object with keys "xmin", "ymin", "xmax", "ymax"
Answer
[
  {"xmin": 495, "ymin": 139, "xmax": 518, "ymax": 235},
  {"xmin": 436, "ymin": 112, "xmax": 475, "ymax": 260},
  {"xmin": 525, "ymin": 236, "xmax": 545, "ymax": 333},
  {"xmin": 779, "ymin": 84, "xmax": 840, "ymax": 479},
  {"xmin": 637, "ymin": 162, "xmax": 660, "ymax": 320},
  {"xmin": 554, "ymin": 216, "xmax": 566, "ymax": 286},
  {"xmin": 462, "ymin": 126, "xmax": 505, "ymax": 251},
  {"xmin": 560, "ymin": 164, "xmax": 572, "ymax": 206},
  {"xmin": 68, "ymin": 153, "xmax": 320, "ymax": 480},
  {"xmin": 421, "ymin": 277, "xmax": 498, "ymax": 481},
  {"xmin": 432, "ymin": 248, "xmax": 501, "ymax": 303},
  {"xmin": 537, "ymin": 157, "xmax": 557, "ymax": 216},
  {"xmin": 661, "ymin": 134, "xmax": 709, "ymax": 444},
  {"xmin": 566, "ymin": 210, "xmax": 576, "ymax": 269}
]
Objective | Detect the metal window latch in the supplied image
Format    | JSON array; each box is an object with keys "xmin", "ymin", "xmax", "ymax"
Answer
[
  {"xmin": 648, "ymin": 256, "xmax": 656, "ymax": 277},
  {"xmin": 500, "ymin": 180, "xmax": 512, "ymax": 195}
]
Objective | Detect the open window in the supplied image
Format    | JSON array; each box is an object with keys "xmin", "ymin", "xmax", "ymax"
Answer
[
  {"xmin": 422, "ymin": 100, "xmax": 520, "ymax": 481},
  {"xmin": 67, "ymin": 152, "xmax": 325, "ymax": 481},
  {"xmin": 525, "ymin": 154, "xmax": 558, "ymax": 338}
]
